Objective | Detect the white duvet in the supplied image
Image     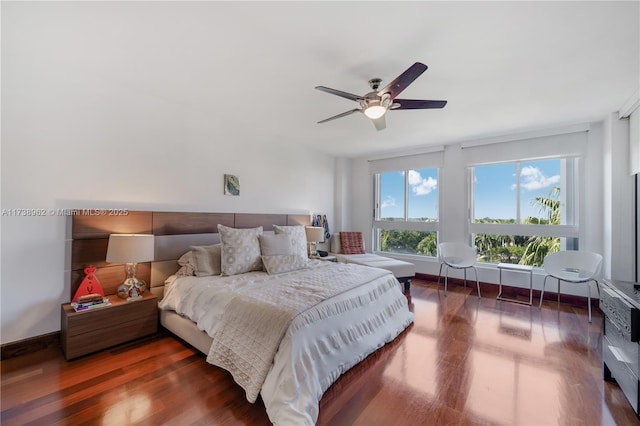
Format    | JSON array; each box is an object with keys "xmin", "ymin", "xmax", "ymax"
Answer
[{"xmin": 159, "ymin": 260, "xmax": 413, "ymax": 425}]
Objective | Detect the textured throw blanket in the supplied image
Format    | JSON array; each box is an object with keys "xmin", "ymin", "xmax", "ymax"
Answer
[{"xmin": 206, "ymin": 262, "xmax": 393, "ymax": 403}]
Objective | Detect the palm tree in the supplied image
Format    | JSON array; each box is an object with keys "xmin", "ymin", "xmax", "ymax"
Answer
[
  {"xmin": 474, "ymin": 232, "xmax": 494, "ymax": 256},
  {"xmin": 417, "ymin": 233, "xmax": 437, "ymax": 256},
  {"xmin": 520, "ymin": 186, "xmax": 561, "ymax": 266}
]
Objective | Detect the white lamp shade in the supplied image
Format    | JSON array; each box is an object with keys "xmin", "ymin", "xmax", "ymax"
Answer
[
  {"xmin": 106, "ymin": 234, "xmax": 154, "ymax": 263},
  {"xmin": 305, "ymin": 226, "xmax": 325, "ymax": 243}
]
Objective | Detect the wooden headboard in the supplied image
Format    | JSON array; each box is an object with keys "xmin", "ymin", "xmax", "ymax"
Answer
[{"xmin": 70, "ymin": 210, "xmax": 312, "ymax": 300}]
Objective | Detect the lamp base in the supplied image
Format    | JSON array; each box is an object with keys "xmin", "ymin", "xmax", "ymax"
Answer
[
  {"xmin": 126, "ymin": 293, "xmax": 143, "ymax": 303},
  {"xmin": 116, "ymin": 279, "xmax": 146, "ymax": 300},
  {"xmin": 116, "ymin": 263, "xmax": 146, "ymax": 300}
]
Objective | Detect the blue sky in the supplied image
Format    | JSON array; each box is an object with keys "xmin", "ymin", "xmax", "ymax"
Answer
[
  {"xmin": 474, "ymin": 160, "xmax": 560, "ymax": 221},
  {"xmin": 380, "ymin": 160, "xmax": 561, "ymax": 221},
  {"xmin": 380, "ymin": 168, "xmax": 439, "ymax": 220}
]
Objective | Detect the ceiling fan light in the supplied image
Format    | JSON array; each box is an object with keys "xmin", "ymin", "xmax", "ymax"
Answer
[{"xmin": 364, "ymin": 105, "xmax": 386, "ymax": 119}]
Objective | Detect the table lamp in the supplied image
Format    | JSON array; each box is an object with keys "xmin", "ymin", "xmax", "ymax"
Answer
[
  {"xmin": 106, "ymin": 234, "xmax": 154, "ymax": 301},
  {"xmin": 305, "ymin": 226, "xmax": 325, "ymax": 257}
]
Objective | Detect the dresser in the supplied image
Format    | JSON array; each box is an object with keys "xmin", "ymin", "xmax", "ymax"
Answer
[{"xmin": 600, "ymin": 279, "xmax": 640, "ymax": 416}]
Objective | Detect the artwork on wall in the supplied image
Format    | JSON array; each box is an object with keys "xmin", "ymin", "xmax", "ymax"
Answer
[{"xmin": 224, "ymin": 174, "xmax": 240, "ymax": 196}]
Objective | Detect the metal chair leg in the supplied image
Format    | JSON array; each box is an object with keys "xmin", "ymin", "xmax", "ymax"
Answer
[
  {"xmin": 444, "ymin": 267, "xmax": 449, "ymax": 296},
  {"xmin": 590, "ymin": 279, "xmax": 600, "ymax": 323},
  {"xmin": 539, "ymin": 275, "xmax": 549, "ymax": 309},
  {"xmin": 472, "ymin": 266, "xmax": 481, "ymax": 298},
  {"xmin": 587, "ymin": 282, "xmax": 592, "ymax": 323}
]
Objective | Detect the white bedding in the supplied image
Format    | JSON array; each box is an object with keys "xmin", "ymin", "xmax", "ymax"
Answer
[{"xmin": 158, "ymin": 260, "xmax": 413, "ymax": 425}]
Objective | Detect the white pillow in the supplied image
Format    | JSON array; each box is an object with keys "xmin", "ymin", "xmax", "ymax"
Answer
[
  {"xmin": 262, "ymin": 255, "xmax": 309, "ymax": 275},
  {"xmin": 190, "ymin": 244, "xmax": 222, "ymax": 276},
  {"xmin": 217, "ymin": 224, "xmax": 263, "ymax": 276},
  {"xmin": 273, "ymin": 225, "xmax": 308, "ymax": 259},
  {"xmin": 176, "ymin": 251, "xmax": 197, "ymax": 276},
  {"xmin": 259, "ymin": 233, "xmax": 294, "ymax": 256}
]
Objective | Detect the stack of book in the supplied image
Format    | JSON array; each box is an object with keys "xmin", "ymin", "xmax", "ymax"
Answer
[{"xmin": 71, "ymin": 293, "xmax": 111, "ymax": 312}]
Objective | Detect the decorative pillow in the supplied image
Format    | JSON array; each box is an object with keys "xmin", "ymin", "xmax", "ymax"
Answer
[
  {"xmin": 261, "ymin": 254, "xmax": 309, "ymax": 275},
  {"xmin": 176, "ymin": 251, "xmax": 197, "ymax": 276},
  {"xmin": 189, "ymin": 244, "xmax": 222, "ymax": 277},
  {"xmin": 273, "ymin": 225, "xmax": 308, "ymax": 259},
  {"xmin": 259, "ymin": 233, "xmax": 294, "ymax": 256},
  {"xmin": 340, "ymin": 232, "xmax": 365, "ymax": 254},
  {"xmin": 217, "ymin": 224, "xmax": 263, "ymax": 276}
]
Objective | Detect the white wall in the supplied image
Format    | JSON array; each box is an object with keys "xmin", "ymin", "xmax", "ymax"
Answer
[
  {"xmin": 332, "ymin": 158, "xmax": 351, "ymax": 233},
  {"xmin": 602, "ymin": 113, "xmax": 635, "ymax": 281},
  {"xmin": 344, "ymin": 123, "xmax": 627, "ymax": 297},
  {"xmin": 0, "ymin": 12, "xmax": 335, "ymax": 345}
]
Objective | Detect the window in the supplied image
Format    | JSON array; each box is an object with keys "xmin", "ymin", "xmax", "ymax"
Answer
[
  {"xmin": 470, "ymin": 158, "xmax": 579, "ymax": 266},
  {"xmin": 374, "ymin": 168, "xmax": 439, "ymax": 256}
]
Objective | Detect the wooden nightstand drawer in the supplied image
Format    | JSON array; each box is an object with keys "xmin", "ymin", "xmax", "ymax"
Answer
[{"xmin": 61, "ymin": 293, "xmax": 158, "ymax": 360}]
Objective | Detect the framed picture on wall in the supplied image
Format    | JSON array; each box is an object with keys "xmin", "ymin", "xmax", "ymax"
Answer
[{"xmin": 224, "ymin": 174, "xmax": 240, "ymax": 196}]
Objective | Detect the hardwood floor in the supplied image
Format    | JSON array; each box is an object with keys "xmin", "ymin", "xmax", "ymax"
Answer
[{"xmin": 2, "ymin": 279, "xmax": 639, "ymax": 425}]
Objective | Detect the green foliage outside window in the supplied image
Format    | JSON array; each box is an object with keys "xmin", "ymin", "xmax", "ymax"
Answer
[
  {"xmin": 378, "ymin": 187, "xmax": 564, "ymax": 265},
  {"xmin": 475, "ymin": 186, "xmax": 561, "ymax": 266},
  {"xmin": 380, "ymin": 230, "xmax": 437, "ymax": 256}
]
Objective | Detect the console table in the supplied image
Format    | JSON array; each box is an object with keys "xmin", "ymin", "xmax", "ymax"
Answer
[{"xmin": 600, "ymin": 279, "xmax": 640, "ymax": 417}]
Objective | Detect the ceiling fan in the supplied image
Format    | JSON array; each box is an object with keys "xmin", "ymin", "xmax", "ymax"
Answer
[{"xmin": 315, "ymin": 62, "xmax": 447, "ymax": 131}]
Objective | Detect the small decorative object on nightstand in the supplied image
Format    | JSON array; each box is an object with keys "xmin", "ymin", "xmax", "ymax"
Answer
[
  {"xmin": 310, "ymin": 255, "xmax": 337, "ymax": 262},
  {"xmin": 106, "ymin": 234, "xmax": 154, "ymax": 301},
  {"xmin": 71, "ymin": 264, "xmax": 105, "ymax": 303},
  {"xmin": 305, "ymin": 226, "xmax": 324, "ymax": 257}
]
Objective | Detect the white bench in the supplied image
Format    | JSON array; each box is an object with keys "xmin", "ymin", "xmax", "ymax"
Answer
[{"xmin": 329, "ymin": 234, "xmax": 415, "ymax": 292}]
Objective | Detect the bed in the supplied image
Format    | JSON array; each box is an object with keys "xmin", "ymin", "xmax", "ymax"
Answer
[{"xmin": 69, "ymin": 211, "xmax": 413, "ymax": 425}]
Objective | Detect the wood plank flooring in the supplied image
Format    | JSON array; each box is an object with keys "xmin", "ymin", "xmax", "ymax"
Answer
[{"xmin": 2, "ymin": 279, "xmax": 639, "ymax": 425}]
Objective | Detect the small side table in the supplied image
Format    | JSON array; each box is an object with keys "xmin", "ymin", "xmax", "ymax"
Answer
[
  {"xmin": 497, "ymin": 263, "xmax": 533, "ymax": 305},
  {"xmin": 61, "ymin": 293, "xmax": 158, "ymax": 360}
]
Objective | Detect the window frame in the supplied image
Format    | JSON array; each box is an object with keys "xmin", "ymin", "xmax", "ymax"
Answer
[
  {"xmin": 468, "ymin": 156, "xmax": 581, "ymax": 265},
  {"xmin": 373, "ymin": 168, "xmax": 440, "ymax": 256}
]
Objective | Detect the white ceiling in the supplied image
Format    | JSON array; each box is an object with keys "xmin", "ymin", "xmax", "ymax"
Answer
[{"xmin": 43, "ymin": 1, "xmax": 640, "ymax": 158}]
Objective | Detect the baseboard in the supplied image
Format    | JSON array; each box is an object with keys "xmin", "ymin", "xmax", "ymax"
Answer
[
  {"xmin": 414, "ymin": 273, "xmax": 600, "ymax": 309},
  {"xmin": 1, "ymin": 332, "xmax": 60, "ymax": 360}
]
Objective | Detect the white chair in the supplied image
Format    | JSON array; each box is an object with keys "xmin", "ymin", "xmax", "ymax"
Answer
[
  {"xmin": 437, "ymin": 242, "xmax": 481, "ymax": 297},
  {"xmin": 538, "ymin": 250, "xmax": 603, "ymax": 322}
]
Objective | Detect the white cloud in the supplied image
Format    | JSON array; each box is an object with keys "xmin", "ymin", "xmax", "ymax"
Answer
[
  {"xmin": 408, "ymin": 170, "xmax": 437, "ymax": 195},
  {"xmin": 520, "ymin": 166, "xmax": 560, "ymax": 190},
  {"xmin": 381, "ymin": 196, "xmax": 395, "ymax": 209}
]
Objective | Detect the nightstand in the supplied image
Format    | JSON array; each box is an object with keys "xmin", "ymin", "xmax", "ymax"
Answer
[{"xmin": 61, "ymin": 293, "xmax": 158, "ymax": 360}]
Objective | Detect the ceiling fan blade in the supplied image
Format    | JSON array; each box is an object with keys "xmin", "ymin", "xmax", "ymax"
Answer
[
  {"xmin": 317, "ymin": 108, "xmax": 361, "ymax": 124},
  {"xmin": 377, "ymin": 62, "xmax": 428, "ymax": 99},
  {"xmin": 392, "ymin": 99, "xmax": 448, "ymax": 110},
  {"xmin": 372, "ymin": 115, "xmax": 386, "ymax": 131},
  {"xmin": 315, "ymin": 86, "xmax": 362, "ymax": 102}
]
